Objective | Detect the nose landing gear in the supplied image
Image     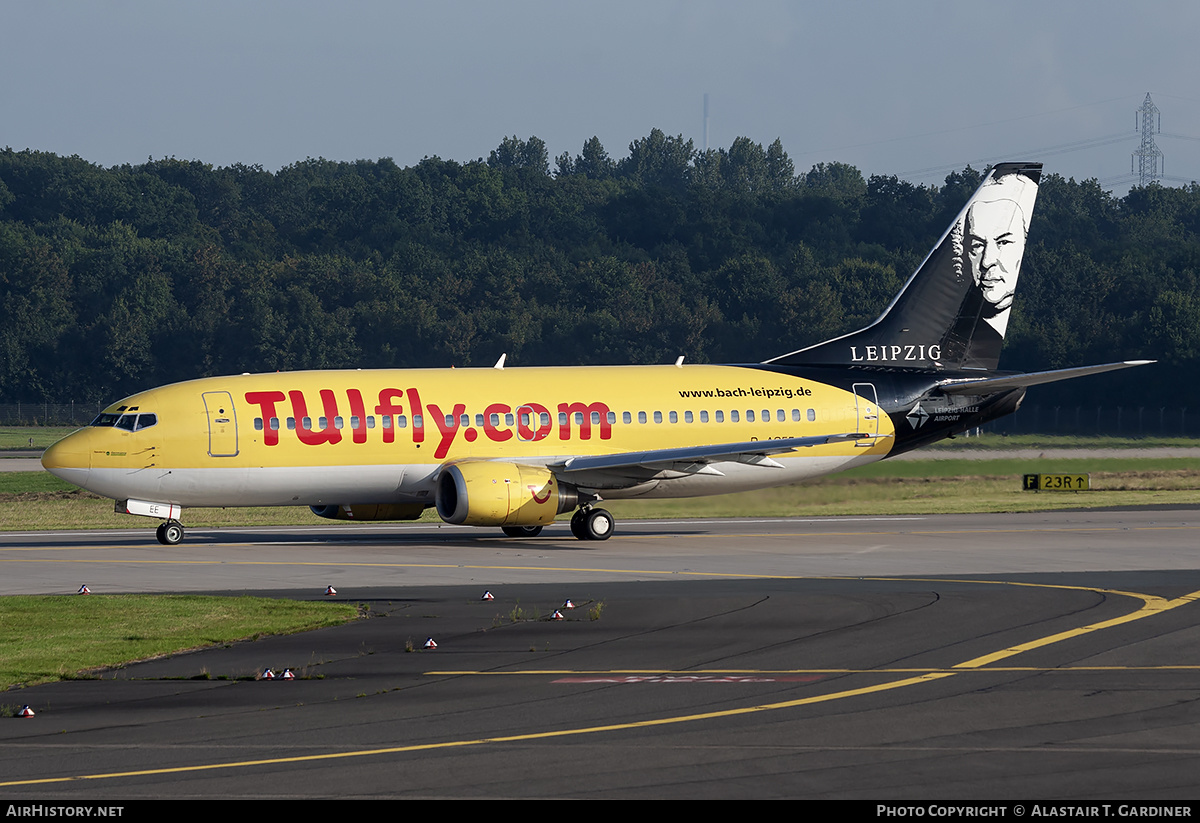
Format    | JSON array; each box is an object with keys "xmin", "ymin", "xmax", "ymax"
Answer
[{"xmin": 155, "ymin": 520, "xmax": 185, "ymax": 545}]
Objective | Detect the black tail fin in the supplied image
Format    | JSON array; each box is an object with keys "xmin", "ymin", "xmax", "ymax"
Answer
[{"xmin": 766, "ymin": 162, "xmax": 1042, "ymax": 371}]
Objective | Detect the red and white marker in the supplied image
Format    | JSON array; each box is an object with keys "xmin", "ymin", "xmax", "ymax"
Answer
[
  {"xmin": 261, "ymin": 668, "xmax": 275, "ymax": 680},
  {"xmin": 481, "ymin": 591, "xmax": 495, "ymax": 601},
  {"xmin": 282, "ymin": 668, "xmax": 295, "ymax": 680},
  {"xmin": 423, "ymin": 638, "xmax": 438, "ymax": 649},
  {"xmin": 551, "ymin": 610, "xmax": 565, "ymax": 621},
  {"xmin": 17, "ymin": 705, "xmax": 34, "ymax": 718},
  {"xmin": 324, "ymin": 586, "xmax": 337, "ymax": 596},
  {"xmin": 77, "ymin": 585, "xmax": 91, "ymax": 595},
  {"xmin": 562, "ymin": 599, "xmax": 575, "ymax": 609}
]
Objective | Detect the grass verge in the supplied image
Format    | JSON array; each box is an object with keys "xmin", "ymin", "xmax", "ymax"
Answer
[
  {"xmin": 0, "ymin": 427, "xmax": 75, "ymax": 451},
  {"xmin": 2, "ymin": 456, "xmax": 1200, "ymax": 531},
  {"xmin": 0, "ymin": 595, "xmax": 359, "ymax": 691}
]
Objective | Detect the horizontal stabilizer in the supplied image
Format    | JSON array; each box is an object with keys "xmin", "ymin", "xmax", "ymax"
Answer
[
  {"xmin": 937, "ymin": 360, "xmax": 1155, "ymax": 396},
  {"xmin": 550, "ymin": 433, "xmax": 873, "ymax": 476}
]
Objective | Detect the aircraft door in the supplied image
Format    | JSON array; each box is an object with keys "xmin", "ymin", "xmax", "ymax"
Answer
[
  {"xmin": 852, "ymin": 383, "xmax": 879, "ymax": 446},
  {"xmin": 202, "ymin": 391, "xmax": 239, "ymax": 457}
]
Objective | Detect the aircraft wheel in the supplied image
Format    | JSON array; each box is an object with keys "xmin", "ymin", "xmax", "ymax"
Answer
[
  {"xmin": 157, "ymin": 521, "xmax": 184, "ymax": 546},
  {"xmin": 582, "ymin": 508, "xmax": 614, "ymax": 541},
  {"xmin": 501, "ymin": 525, "xmax": 543, "ymax": 538},
  {"xmin": 570, "ymin": 509, "xmax": 588, "ymax": 539}
]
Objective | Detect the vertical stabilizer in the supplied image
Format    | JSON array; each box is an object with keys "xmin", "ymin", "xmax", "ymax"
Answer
[{"xmin": 766, "ymin": 162, "xmax": 1041, "ymax": 371}]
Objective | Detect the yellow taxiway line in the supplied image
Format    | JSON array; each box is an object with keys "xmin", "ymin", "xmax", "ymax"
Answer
[{"xmin": 2, "ymin": 578, "xmax": 1198, "ymax": 788}]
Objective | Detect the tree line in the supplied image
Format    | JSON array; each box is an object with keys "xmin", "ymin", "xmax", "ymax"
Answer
[{"xmin": 0, "ymin": 133, "xmax": 1196, "ymax": 409}]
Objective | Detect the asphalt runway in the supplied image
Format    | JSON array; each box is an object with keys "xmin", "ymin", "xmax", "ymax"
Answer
[{"xmin": 2, "ymin": 510, "xmax": 1200, "ymax": 799}]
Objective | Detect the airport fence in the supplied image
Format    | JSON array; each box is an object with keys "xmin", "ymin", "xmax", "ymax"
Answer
[
  {"xmin": 978, "ymin": 405, "xmax": 1200, "ymax": 438},
  {"xmin": 0, "ymin": 402, "xmax": 104, "ymax": 427}
]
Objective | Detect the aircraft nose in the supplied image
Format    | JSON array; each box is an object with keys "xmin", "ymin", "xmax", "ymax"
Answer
[{"xmin": 41, "ymin": 433, "xmax": 91, "ymax": 487}]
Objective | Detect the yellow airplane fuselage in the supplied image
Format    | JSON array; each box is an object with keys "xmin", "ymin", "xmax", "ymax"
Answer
[{"xmin": 43, "ymin": 364, "xmax": 893, "ymax": 510}]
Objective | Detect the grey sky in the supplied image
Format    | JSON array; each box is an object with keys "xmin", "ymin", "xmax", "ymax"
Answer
[{"xmin": 4, "ymin": 1, "xmax": 1199, "ymax": 192}]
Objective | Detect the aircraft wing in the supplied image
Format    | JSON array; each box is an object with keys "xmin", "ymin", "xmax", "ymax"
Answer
[
  {"xmin": 549, "ymin": 433, "xmax": 874, "ymax": 478},
  {"xmin": 937, "ymin": 360, "xmax": 1154, "ymax": 396}
]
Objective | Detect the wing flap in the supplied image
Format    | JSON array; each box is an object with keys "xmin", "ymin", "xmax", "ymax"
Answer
[{"xmin": 550, "ymin": 433, "xmax": 873, "ymax": 477}]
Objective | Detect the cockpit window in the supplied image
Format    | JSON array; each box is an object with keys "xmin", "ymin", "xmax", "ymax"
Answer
[{"xmin": 91, "ymin": 412, "xmax": 157, "ymax": 431}]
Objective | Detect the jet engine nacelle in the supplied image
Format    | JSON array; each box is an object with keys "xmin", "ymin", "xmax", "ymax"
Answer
[
  {"xmin": 435, "ymin": 462, "xmax": 577, "ymax": 527},
  {"xmin": 309, "ymin": 503, "xmax": 426, "ymax": 521}
]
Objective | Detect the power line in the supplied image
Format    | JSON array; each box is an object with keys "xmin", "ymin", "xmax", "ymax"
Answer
[{"xmin": 900, "ymin": 132, "xmax": 1134, "ymax": 182}]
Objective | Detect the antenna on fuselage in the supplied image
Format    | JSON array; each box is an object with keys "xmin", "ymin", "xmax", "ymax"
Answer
[
  {"xmin": 494, "ymin": 353, "xmax": 507, "ymax": 370},
  {"xmin": 674, "ymin": 356, "xmax": 685, "ymax": 367}
]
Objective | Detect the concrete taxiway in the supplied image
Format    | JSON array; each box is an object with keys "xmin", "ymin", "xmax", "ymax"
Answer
[{"xmin": 2, "ymin": 509, "xmax": 1199, "ymax": 798}]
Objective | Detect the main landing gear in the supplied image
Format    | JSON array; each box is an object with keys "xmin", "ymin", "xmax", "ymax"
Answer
[
  {"xmin": 155, "ymin": 520, "xmax": 185, "ymax": 546},
  {"xmin": 501, "ymin": 525, "xmax": 543, "ymax": 538},
  {"xmin": 497, "ymin": 506, "xmax": 615, "ymax": 541},
  {"xmin": 570, "ymin": 506, "xmax": 614, "ymax": 541}
]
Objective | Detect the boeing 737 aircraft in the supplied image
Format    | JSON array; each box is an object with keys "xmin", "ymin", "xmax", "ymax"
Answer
[{"xmin": 41, "ymin": 162, "xmax": 1149, "ymax": 545}]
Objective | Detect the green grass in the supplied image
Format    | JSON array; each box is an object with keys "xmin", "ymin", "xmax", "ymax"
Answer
[
  {"xmin": 0, "ymin": 472, "xmax": 81, "ymax": 494},
  {"xmin": 0, "ymin": 427, "xmax": 75, "ymax": 451},
  {"xmin": 3, "ymin": 454, "xmax": 1200, "ymax": 531},
  {"xmin": 838, "ymin": 456, "xmax": 1200, "ymax": 477},
  {"xmin": 923, "ymin": 433, "xmax": 1200, "ymax": 450},
  {"xmin": 0, "ymin": 595, "xmax": 359, "ymax": 690}
]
